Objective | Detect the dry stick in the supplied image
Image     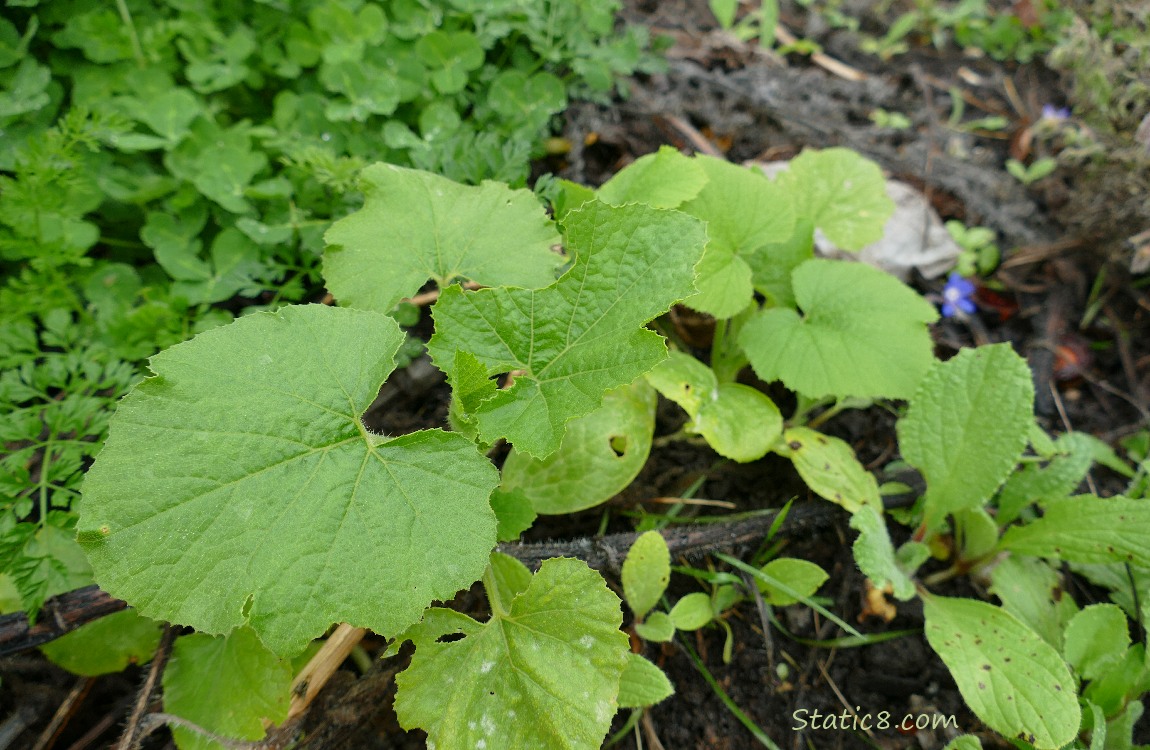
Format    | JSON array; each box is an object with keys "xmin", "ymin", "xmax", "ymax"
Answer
[
  {"xmin": 406, "ymin": 280, "xmax": 481, "ymax": 307},
  {"xmin": 0, "ymin": 585, "xmax": 127, "ymax": 657},
  {"xmin": 639, "ymin": 710, "xmax": 668, "ymax": 750},
  {"xmin": 0, "ymin": 504, "xmax": 847, "ymax": 656},
  {"xmin": 814, "ymin": 656, "xmax": 879, "ymax": 744},
  {"xmin": 31, "ymin": 677, "xmax": 94, "ymax": 750},
  {"xmin": 65, "ymin": 696, "xmax": 133, "ymax": 750},
  {"xmin": 1048, "ymin": 383, "xmax": 1100, "ymax": 496},
  {"xmin": 283, "ymin": 624, "xmax": 367, "ymax": 724},
  {"xmin": 741, "ymin": 570, "xmax": 777, "ymax": 676},
  {"xmin": 1103, "ymin": 302, "xmax": 1150, "ymax": 417},
  {"xmin": 133, "ymin": 714, "xmax": 263, "ymax": 750},
  {"xmin": 660, "ymin": 114, "xmax": 724, "ymax": 157},
  {"xmin": 773, "ymin": 25, "xmax": 866, "ymax": 82},
  {"xmin": 500, "ymin": 502, "xmax": 844, "ymax": 574},
  {"xmin": 116, "ymin": 624, "xmax": 176, "ymax": 750}
]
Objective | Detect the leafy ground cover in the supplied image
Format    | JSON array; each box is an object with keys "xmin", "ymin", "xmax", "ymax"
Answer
[{"xmin": 2, "ymin": 0, "xmax": 1150, "ymax": 749}]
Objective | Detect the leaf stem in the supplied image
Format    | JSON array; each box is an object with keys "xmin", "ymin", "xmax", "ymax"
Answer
[
  {"xmin": 481, "ymin": 564, "xmax": 508, "ymax": 618},
  {"xmin": 114, "ymin": 0, "xmax": 147, "ymax": 69}
]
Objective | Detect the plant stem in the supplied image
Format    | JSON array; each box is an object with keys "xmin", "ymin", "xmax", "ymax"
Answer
[{"xmin": 114, "ymin": 0, "xmax": 147, "ymax": 69}]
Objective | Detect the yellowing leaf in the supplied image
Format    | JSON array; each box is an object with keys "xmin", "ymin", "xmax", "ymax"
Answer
[
  {"xmin": 500, "ymin": 380, "xmax": 656, "ymax": 514},
  {"xmin": 622, "ymin": 530, "xmax": 671, "ymax": 620}
]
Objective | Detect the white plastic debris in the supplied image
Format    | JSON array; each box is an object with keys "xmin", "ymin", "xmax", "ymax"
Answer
[{"xmin": 751, "ymin": 160, "xmax": 963, "ymax": 281}]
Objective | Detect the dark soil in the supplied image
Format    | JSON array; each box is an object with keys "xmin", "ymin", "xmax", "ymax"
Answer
[{"xmin": 3, "ymin": 0, "xmax": 1149, "ymax": 748}]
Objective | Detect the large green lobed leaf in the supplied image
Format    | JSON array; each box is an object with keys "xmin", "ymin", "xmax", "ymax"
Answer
[
  {"xmin": 678, "ymin": 155, "xmax": 796, "ymax": 318},
  {"xmin": 323, "ymin": 163, "xmax": 561, "ymax": 313},
  {"xmin": 739, "ymin": 259, "xmax": 938, "ymax": 399},
  {"xmin": 774, "ymin": 147, "xmax": 894, "ymax": 250},
  {"xmin": 395, "ymin": 558, "xmax": 631, "ymax": 750},
  {"xmin": 427, "ymin": 199, "xmax": 706, "ymax": 458},
  {"xmin": 78, "ymin": 305, "xmax": 499, "ymax": 655}
]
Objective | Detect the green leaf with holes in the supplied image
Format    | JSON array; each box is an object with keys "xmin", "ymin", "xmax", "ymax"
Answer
[
  {"xmin": 427, "ymin": 200, "xmax": 706, "ymax": 459},
  {"xmin": 740, "ymin": 259, "xmax": 938, "ymax": 399},
  {"xmin": 77, "ymin": 305, "xmax": 499, "ymax": 656},
  {"xmin": 394, "ymin": 558, "xmax": 630, "ymax": 750},
  {"xmin": 163, "ymin": 628, "xmax": 292, "ymax": 750},
  {"xmin": 324, "ymin": 164, "xmax": 561, "ymax": 313},
  {"xmin": 923, "ymin": 595, "xmax": 1080, "ymax": 750},
  {"xmin": 500, "ymin": 380, "xmax": 656, "ymax": 514},
  {"xmin": 899, "ymin": 344, "xmax": 1033, "ymax": 525}
]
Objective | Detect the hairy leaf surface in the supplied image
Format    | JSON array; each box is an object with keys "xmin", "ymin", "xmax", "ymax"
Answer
[
  {"xmin": 395, "ymin": 558, "xmax": 630, "ymax": 750},
  {"xmin": 324, "ymin": 163, "xmax": 561, "ymax": 313},
  {"xmin": 1000, "ymin": 495, "xmax": 1150, "ymax": 566},
  {"xmin": 850, "ymin": 506, "xmax": 916, "ymax": 600},
  {"xmin": 427, "ymin": 200, "xmax": 706, "ymax": 458},
  {"xmin": 899, "ymin": 344, "xmax": 1033, "ymax": 525},
  {"xmin": 78, "ymin": 305, "xmax": 498, "ymax": 655}
]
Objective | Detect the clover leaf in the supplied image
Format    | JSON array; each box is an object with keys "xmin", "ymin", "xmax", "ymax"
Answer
[
  {"xmin": 78, "ymin": 304, "xmax": 499, "ymax": 656},
  {"xmin": 427, "ymin": 199, "xmax": 706, "ymax": 458},
  {"xmin": 415, "ymin": 31, "xmax": 484, "ymax": 94},
  {"xmin": 324, "ymin": 163, "xmax": 562, "ymax": 313}
]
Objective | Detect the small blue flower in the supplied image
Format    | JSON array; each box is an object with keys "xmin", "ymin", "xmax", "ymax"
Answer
[
  {"xmin": 941, "ymin": 273, "xmax": 976, "ymax": 318},
  {"xmin": 1041, "ymin": 104, "xmax": 1071, "ymax": 121}
]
